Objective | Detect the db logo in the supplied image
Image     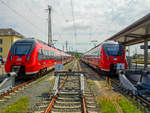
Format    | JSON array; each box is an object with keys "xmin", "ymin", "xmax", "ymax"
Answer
[{"xmin": 17, "ymin": 58, "xmax": 22, "ymax": 61}]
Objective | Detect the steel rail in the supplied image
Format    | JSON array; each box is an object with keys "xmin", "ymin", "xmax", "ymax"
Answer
[
  {"xmin": 45, "ymin": 76, "xmax": 68, "ymax": 113},
  {"xmin": 111, "ymin": 79, "xmax": 150, "ymax": 107},
  {"xmin": 0, "ymin": 68, "xmax": 50, "ymax": 99},
  {"xmin": 0, "ymin": 67, "xmax": 52, "ymax": 99},
  {"xmin": 81, "ymin": 60, "xmax": 150, "ymax": 109},
  {"xmin": 0, "ymin": 61, "xmax": 72, "ymax": 99},
  {"xmin": 0, "ymin": 80, "xmax": 33, "ymax": 98},
  {"xmin": 79, "ymin": 62, "xmax": 87, "ymax": 113},
  {"xmin": 45, "ymin": 61, "xmax": 86, "ymax": 113},
  {"xmin": 82, "ymin": 97, "xmax": 87, "ymax": 113}
]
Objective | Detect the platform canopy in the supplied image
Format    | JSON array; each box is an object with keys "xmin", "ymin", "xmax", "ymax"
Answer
[
  {"xmin": 106, "ymin": 13, "xmax": 150, "ymax": 46},
  {"xmin": 106, "ymin": 13, "xmax": 150, "ymax": 69}
]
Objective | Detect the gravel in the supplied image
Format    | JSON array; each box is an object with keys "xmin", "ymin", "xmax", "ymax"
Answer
[
  {"xmin": 0, "ymin": 72, "xmax": 55, "ymax": 110},
  {"xmin": 0, "ymin": 62, "xmax": 72, "ymax": 111}
]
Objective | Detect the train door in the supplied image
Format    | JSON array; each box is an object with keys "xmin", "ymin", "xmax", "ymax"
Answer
[
  {"xmin": 37, "ymin": 48, "xmax": 44, "ymax": 69},
  {"xmin": 92, "ymin": 48, "xmax": 99, "ymax": 67},
  {"xmin": 98, "ymin": 46, "xmax": 101, "ymax": 67},
  {"xmin": 50, "ymin": 51, "xmax": 55, "ymax": 66},
  {"xmin": 93, "ymin": 47, "xmax": 98, "ymax": 67}
]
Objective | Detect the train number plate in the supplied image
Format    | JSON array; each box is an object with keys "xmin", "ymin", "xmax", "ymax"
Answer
[
  {"xmin": 17, "ymin": 58, "xmax": 22, "ymax": 61},
  {"xmin": 114, "ymin": 58, "xmax": 117, "ymax": 61},
  {"xmin": 117, "ymin": 63, "xmax": 125, "ymax": 70}
]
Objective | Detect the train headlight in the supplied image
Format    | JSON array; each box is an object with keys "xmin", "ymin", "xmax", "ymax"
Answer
[
  {"xmin": 121, "ymin": 56, "xmax": 123, "ymax": 60},
  {"xmin": 26, "ymin": 56, "xmax": 30, "ymax": 61},
  {"xmin": 9, "ymin": 56, "xmax": 13, "ymax": 61}
]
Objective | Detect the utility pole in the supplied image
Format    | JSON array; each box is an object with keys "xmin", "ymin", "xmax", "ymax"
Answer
[
  {"xmin": 62, "ymin": 45, "xmax": 64, "ymax": 51},
  {"xmin": 66, "ymin": 41, "xmax": 68, "ymax": 52},
  {"xmin": 69, "ymin": 46, "xmax": 71, "ymax": 52},
  {"xmin": 48, "ymin": 5, "xmax": 52, "ymax": 46},
  {"xmin": 91, "ymin": 40, "xmax": 97, "ymax": 47}
]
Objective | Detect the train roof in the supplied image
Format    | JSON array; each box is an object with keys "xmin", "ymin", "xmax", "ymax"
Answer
[
  {"xmin": 14, "ymin": 38, "xmax": 36, "ymax": 43},
  {"xmin": 84, "ymin": 41, "xmax": 120, "ymax": 55},
  {"xmin": 14, "ymin": 38, "xmax": 71, "ymax": 56}
]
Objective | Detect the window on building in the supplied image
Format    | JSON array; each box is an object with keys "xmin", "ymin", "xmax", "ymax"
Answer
[
  {"xmin": 8, "ymin": 32, "xmax": 11, "ymax": 35},
  {"xmin": 0, "ymin": 48, "xmax": 2, "ymax": 53},
  {"xmin": 0, "ymin": 39, "xmax": 2, "ymax": 44}
]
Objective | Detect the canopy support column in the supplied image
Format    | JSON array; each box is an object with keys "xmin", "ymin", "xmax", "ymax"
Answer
[
  {"xmin": 144, "ymin": 25, "xmax": 150, "ymax": 69},
  {"xmin": 144, "ymin": 38, "xmax": 148, "ymax": 69}
]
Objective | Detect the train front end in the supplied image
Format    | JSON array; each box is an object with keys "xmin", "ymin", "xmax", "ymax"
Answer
[
  {"xmin": 101, "ymin": 42, "xmax": 127, "ymax": 73},
  {"xmin": 5, "ymin": 39, "xmax": 37, "ymax": 77}
]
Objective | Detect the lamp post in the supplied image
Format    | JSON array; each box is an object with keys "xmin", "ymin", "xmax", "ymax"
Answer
[
  {"xmin": 52, "ymin": 40, "xmax": 58, "ymax": 47},
  {"xmin": 91, "ymin": 40, "xmax": 98, "ymax": 47}
]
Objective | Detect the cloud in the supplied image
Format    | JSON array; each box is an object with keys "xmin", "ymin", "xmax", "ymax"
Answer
[
  {"xmin": 0, "ymin": 0, "xmax": 150, "ymax": 52},
  {"xmin": 63, "ymin": 22, "xmax": 90, "ymax": 31}
]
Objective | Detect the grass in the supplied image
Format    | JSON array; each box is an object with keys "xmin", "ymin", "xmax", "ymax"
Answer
[
  {"xmin": 129, "ymin": 97, "xmax": 149, "ymax": 113},
  {"xmin": 118, "ymin": 99, "xmax": 141, "ymax": 113},
  {"xmin": 116, "ymin": 96, "xmax": 144, "ymax": 113},
  {"xmin": 89, "ymin": 80, "xmax": 94, "ymax": 86},
  {"xmin": 1, "ymin": 97, "xmax": 29, "ymax": 113},
  {"xmin": 98, "ymin": 95, "xmax": 146, "ymax": 113},
  {"xmin": 98, "ymin": 96, "xmax": 118, "ymax": 113},
  {"xmin": 94, "ymin": 78, "xmax": 148, "ymax": 113},
  {"xmin": 64, "ymin": 62, "xmax": 72, "ymax": 70},
  {"xmin": 50, "ymin": 78, "xmax": 55, "ymax": 83},
  {"xmin": 36, "ymin": 76, "xmax": 45, "ymax": 83},
  {"xmin": 132, "ymin": 58, "xmax": 150, "ymax": 64}
]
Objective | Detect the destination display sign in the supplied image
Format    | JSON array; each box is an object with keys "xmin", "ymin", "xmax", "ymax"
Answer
[{"xmin": 140, "ymin": 45, "xmax": 150, "ymax": 49}]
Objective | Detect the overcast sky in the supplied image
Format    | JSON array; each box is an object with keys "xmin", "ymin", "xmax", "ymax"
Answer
[{"xmin": 0, "ymin": 0, "xmax": 150, "ymax": 53}]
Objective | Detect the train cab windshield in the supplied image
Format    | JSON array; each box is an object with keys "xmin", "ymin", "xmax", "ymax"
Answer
[
  {"xmin": 103, "ymin": 44, "xmax": 123, "ymax": 56},
  {"xmin": 10, "ymin": 42, "xmax": 35, "ymax": 56}
]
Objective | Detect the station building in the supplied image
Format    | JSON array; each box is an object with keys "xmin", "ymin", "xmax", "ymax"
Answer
[{"xmin": 0, "ymin": 28, "xmax": 24, "ymax": 58}]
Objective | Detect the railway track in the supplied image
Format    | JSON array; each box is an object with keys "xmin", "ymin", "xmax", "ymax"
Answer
[
  {"xmin": 31, "ymin": 60, "xmax": 99, "ymax": 113},
  {"xmin": 80, "ymin": 60, "xmax": 150, "ymax": 111},
  {"xmin": 0, "ymin": 61, "xmax": 71, "ymax": 103}
]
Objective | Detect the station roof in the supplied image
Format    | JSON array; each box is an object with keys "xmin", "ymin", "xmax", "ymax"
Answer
[
  {"xmin": 106, "ymin": 13, "xmax": 150, "ymax": 46},
  {"xmin": 0, "ymin": 28, "xmax": 24, "ymax": 38}
]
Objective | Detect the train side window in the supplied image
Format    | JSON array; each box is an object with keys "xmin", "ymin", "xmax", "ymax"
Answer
[
  {"xmin": 50, "ymin": 51, "xmax": 52, "ymax": 57},
  {"xmin": 46, "ymin": 50, "xmax": 49, "ymax": 60},
  {"xmin": 42, "ymin": 49, "xmax": 44, "ymax": 60},
  {"xmin": 43, "ymin": 49, "xmax": 46, "ymax": 60},
  {"xmin": 54, "ymin": 53, "xmax": 56, "ymax": 60},
  {"xmin": 49, "ymin": 51, "xmax": 51, "ymax": 59},
  {"xmin": 51, "ymin": 51, "xmax": 53, "ymax": 59},
  {"xmin": 52, "ymin": 52, "xmax": 54, "ymax": 59},
  {"xmin": 38, "ymin": 48, "xmax": 42, "ymax": 60},
  {"xmin": 98, "ymin": 47, "xmax": 101, "ymax": 59},
  {"xmin": 48, "ymin": 51, "xmax": 50, "ymax": 59},
  {"xmin": 49, "ymin": 51, "xmax": 53, "ymax": 59},
  {"xmin": 55, "ymin": 55, "xmax": 57, "ymax": 61},
  {"xmin": 45, "ymin": 50, "xmax": 48, "ymax": 60},
  {"xmin": 99, "ymin": 48, "xmax": 101, "ymax": 56},
  {"xmin": 47, "ymin": 51, "xmax": 49, "ymax": 59}
]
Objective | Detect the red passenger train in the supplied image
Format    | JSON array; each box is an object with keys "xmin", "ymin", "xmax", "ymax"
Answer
[
  {"xmin": 5, "ymin": 38, "xmax": 72, "ymax": 78},
  {"xmin": 81, "ymin": 41, "xmax": 127, "ymax": 74}
]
